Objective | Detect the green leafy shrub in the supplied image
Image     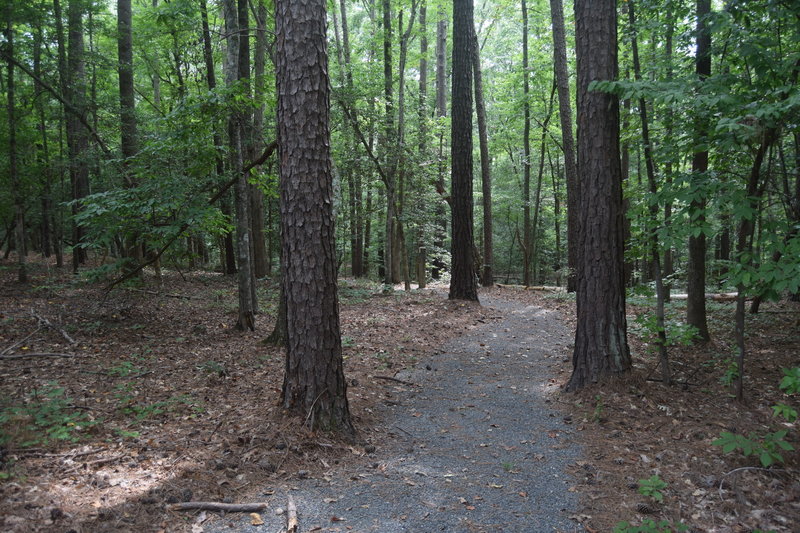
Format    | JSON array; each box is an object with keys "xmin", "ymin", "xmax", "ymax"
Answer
[
  {"xmin": 713, "ymin": 430, "xmax": 794, "ymax": 467},
  {"xmin": 638, "ymin": 474, "xmax": 668, "ymax": 503},
  {"xmin": 0, "ymin": 383, "xmax": 97, "ymax": 447}
]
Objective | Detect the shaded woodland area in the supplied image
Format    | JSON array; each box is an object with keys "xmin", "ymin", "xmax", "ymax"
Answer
[{"xmin": 1, "ymin": 0, "xmax": 799, "ymax": 531}]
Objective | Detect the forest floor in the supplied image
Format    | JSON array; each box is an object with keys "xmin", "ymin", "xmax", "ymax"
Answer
[{"xmin": 0, "ymin": 257, "xmax": 798, "ymax": 532}]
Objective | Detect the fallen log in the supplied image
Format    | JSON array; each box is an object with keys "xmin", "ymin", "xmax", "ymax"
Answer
[{"xmin": 286, "ymin": 496, "xmax": 299, "ymax": 533}]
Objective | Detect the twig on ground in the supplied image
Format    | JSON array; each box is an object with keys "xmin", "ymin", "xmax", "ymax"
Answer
[
  {"xmin": 123, "ymin": 288, "xmax": 203, "ymax": 300},
  {"xmin": 31, "ymin": 309, "xmax": 76, "ymax": 345},
  {"xmin": 168, "ymin": 502, "xmax": 268, "ymax": 512},
  {"xmin": 286, "ymin": 496, "xmax": 299, "ymax": 533},
  {"xmin": 375, "ymin": 375, "xmax": 416, "ymax": 387},
  {"xmin": 61, "ymin": 454, "xmax": 126, "ymax": 476},
  {"xmin": 1, "ymin": 326, "xmax": 42, "ymax": 356},
  {"xmin": 0, "ymin": 352, "xmax": 78, "ymax": 360}
]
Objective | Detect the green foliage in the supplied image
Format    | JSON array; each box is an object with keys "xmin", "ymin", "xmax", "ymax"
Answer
[
  {"xmin": 0, "ymin": 383, "xmax": 97, "ymax": 448},
  {"xmin": 713, "ymin": 430, "xmax": 794, "ymax": 467},
  {"xmin": 613, "ymin": 519, "xmax": 689, "ymax": 533},
  {"xmin": 637, "ymin": 475, "xmax": 668, "ymax": 503},
  {"xmin": 779, "ymin": 367, "xmax": 800, "ymax": 395}
]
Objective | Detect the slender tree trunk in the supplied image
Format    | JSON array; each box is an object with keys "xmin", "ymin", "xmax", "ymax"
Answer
[
  {"xmin": 251, "ymin": 0, "xmax": 268, "ymax": 279},
  {"xmin": 34, "ymin": 26, "xmax": 53, "ymax": 260},
  {"xmin": 432, "ymin": 6, "xmax": 447, "ymax": 280},
  {"xmin": 382, "ymin": 0, "xmax": 396, "ymax": 285},
  {"xmin": 687, "ymin": 0, "xmax": 712, "ymax": 341},
  {"xmin": 549, "ymin": 0, "xmax": 578, "ymax": 291},
  {"xmin": 416, "ymin": 0, "xmax": 428, "ymax": 287},
  {"xmin": 521, "ymin": 0, "xmax": 532, "ymax": 287},
  {"xmin": 472, "ymin": 26, "xmax": 493, "ymax": 287},
  {"xmin": 549, "ymin": 149, "xmax": 563, "ymax": 285},
  {"xmin": 6, "ymin": 14, "xmax": 26, "ymax": 282},
  {"xmin": 449, "ymin": 0, "xmax": 478, "ymax": 302},
  {"xmin": 567, "ymin": 0, "xmax": 631, "ymax": 392},
  {"xmin": 629, "ymin": 0, "xmax": 670, "ymax": 385},
  {"xmin": 276, "ymin": 0, "xmax": 354, "ymax": 434},
  {"xmin": 65, "ymin": 0, "xmax": 90, "ymax": 272}
]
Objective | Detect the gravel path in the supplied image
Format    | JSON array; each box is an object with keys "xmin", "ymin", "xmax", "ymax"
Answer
[{"xmin": 209, "ymin": 292, "xmax": 581, "ymax": 532}]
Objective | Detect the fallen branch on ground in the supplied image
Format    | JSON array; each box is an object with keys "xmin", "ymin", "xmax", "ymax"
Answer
[
  {"xmin": 1, "ymin": 326, "xmax": 41, "ymax": 356},
  {"xmin": 168, "ymin": 502, "xmax": 268, "ymax": 513},
  {"xmin": 375, "ymin": 375, "xmax": 416, "ymax": 387},
  {"xmin": 0, "ymin": 352, "xmax": 78, "ymax": 360},
  {"xmin": 31, "ymin": 309, "xmax": 76, "ymax": 345},
  {"xmin": 61, "ymin": 454, "xmax": 126, "ymax": 475},
  {"xmin": 123, "ymin": 288, "xmax": 203, "ymax": 300},
  {"xmin": 287, "ymin": 496, "xmax": 298, "ymax": 533}
]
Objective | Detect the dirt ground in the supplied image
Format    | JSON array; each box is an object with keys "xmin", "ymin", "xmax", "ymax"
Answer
[{"xmin": 1, "ymin": 257, "xmax": 798, "ymax": 532}]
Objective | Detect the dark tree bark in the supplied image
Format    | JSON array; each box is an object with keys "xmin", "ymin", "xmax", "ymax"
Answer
[
  {"xmin": 276, "ymin": 0, "xmax": 354, "ymax": 435},
  {"xmin": 521, "ymin": 0, "xmax": 532, "ymax": 287},
  {"xmin": 382, "ymin": 0, "xmax": 396, "ymax": 285},
  {"xmin": 687, "ymin": 0, "xmax": 712, "ymax": 341},
  {"xmin": 472, "ymin": 26, "xmax": 493, "ymax": 287},
  {"xmin": 567, "ymin": 0, "xmax": 631, "ymax": 392},
  {"xmin": 117, "ymin": 0, "xmax": 136, "ymax": 165},
  {"xmin": 549, "ymin": 0, "xmax": 578, "ymax": 291},
  {"xmin": 449, "ymin": 0, "xmax": 478, "ymax": 302},
  {"xmin": 5, "ymin": 13, "xmax": 26, "ymax": 283},
  {"xmin": 66, "ymin": 0, "xmax": 90, "ymax": 272}
]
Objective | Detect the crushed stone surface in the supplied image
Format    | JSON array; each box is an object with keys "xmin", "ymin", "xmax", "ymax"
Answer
[{"xmin": 208, "ymin": 292, "xmax": 581, "ymax": 532}]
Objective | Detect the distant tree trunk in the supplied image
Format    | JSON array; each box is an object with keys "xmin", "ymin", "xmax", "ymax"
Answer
[
  {"xmin": 628, "ymin": 0, "xmax": 670, "ymax": 385},
  {"xmin": 549, "ymin": 149, "xmax": 563, "ymax": 285},
  {"xmin": 251, "ymin": 0, "xmax": 268, "ymax": 279},
  {"xmin": 687, "ymin": 0, "xmax": 712, "ymax": 342},
  {"xmin": 223, "ymin": 0, "xmax": 255, "ymax": 330},
  {"xmin": 200, "ymin": 0, "xmax": 235, "ymax": 276},
  {"xmin": 566, "ymin": 0, "xmax": 631, "ymax": 392},
  {"xmin": 521, "ymin": 0, "xmax": 532, "ymax": 287},
  {"xmin": 34, "ymin": 25, "xmax": 54, "ymax": 261},
  {"xmin": 549, "ymin": 0, "xmax": 578, "ymax": 291},
  {"xmin": 432, "ymin": 6, "xmax": 447, "ymax": 280},
  {"xmin": 449, "ymin": 0, "xmax": 478, "ymax": 302},
  {"xmin": 118, "ymin": 0, "xmax": 142, "ymax": 269},
  {"xmin": 531, "ymin": 83, "xmax": 556, "ymax": 283},
  {"xmin": 472, "ymin": 27, "xmax": 493, "ymax": 287},
  {"xmin": 382, "ymin": 0, "xmax": 396, "ymax": 285},
  {"xmin": 417, "ymin": 0, "xmax": 428, "ymax": 286},
  {"xmin": 276, "ymin": 0, "xmax": 354, "ymax": 435},
  {"xmin": 5, "ymin": 15, "xmax": 26, "ymax": 283},
  {"xmin": 66, "ymin": 0, "xmax": 90, "ymax": 272}
]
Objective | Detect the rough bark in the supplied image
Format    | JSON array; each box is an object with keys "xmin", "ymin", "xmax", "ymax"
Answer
[
  {"xmin": 251, "ymin": 0, "xmax": 269, "ymax": 279},
  {"xmin": 687, "ymin": 0, "xmax": 712, "ymax": 341},
  {"xmin": 382, "ymin": 0, "xmax": 396, "ymax": 285},
  {"xmin": 276, "ymin": 0, "xmax": 354, "ymax": 435},
  {"xmin": 431, "ymin": 6, "xmax": 447, "ymax": 280},
  {"xmin": 549, "ymin": 0, "xmax": 578, "ymax": 291},
  {"xmin": 567, "ymin": 0, "xmax": 631, "ymax": 392},
  {"xmin": 449, "ymin": 0, "xmax": 478, "ymax": 302}
]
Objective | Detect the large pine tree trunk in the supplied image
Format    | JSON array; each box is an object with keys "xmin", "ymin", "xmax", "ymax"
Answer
[
  {"xmin": 567, "ymin": 0, "xmax": 631, "ymax": 392},
  {"xmin": 549, "ymin": 0, "xmax": 578, "ymax": 291},
  {"xmin": 687, "ymin": 0, "xmax": 712, "ymax": 341},
  {"xmin": 276, "ymin": 0, "xmax": 353, "ymax": 435},
  {"xmin": 449, "ymin": 0, "xmax": 478, "ymax": 302}
]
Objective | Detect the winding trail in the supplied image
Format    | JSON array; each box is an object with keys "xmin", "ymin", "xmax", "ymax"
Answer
[{"xmin": 214, "ymin": 292, "xmax": 581, "ymax": 532}]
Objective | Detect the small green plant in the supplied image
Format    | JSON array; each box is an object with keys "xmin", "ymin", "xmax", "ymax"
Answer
[
  {"xmin": 772, "ymin": 403, "xmax": 797, "ymax": 423},
  {"xmin": 779, "ymin": 367, "xmax": 800, "ymax": 394},
  {"xmin": 713, "ymin": 430, "xmax": 794, "ymax": 467},
  {"xmin": 0, "ymin": 383, "xmax": 97, "ymax": 447},
  {"xmin": 501, "ymin": 461, "xmax": 516, "ymax": 472},
  {"xmin": 719, "ymin": 357, "xmax": 739, "ymax": 387},
  {"xmin": 197, "ymin": 360, "xmax": 228, "ymax": 377},
  {"xmin": 592, "ymin": 394, "xmax": 605, "ymax": 423},
  {"xmin": 638, "ymin": 475, "xmax": 667, "ymax": 503},
  {"xmin": 106, "ymin": 360, "xmax": 140, "ymax": 377},
  {"xmin": 341, "ymin": 336, "xmax": 355, "ymax": 348},
  {"xmin": 614, "ymin": 519, "xmax": 688, "ymax": 533}
]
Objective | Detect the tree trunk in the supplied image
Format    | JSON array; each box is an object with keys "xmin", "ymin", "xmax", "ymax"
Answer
[
  {"xmin": 276, "ymin": 0, "xmax": 354, "ymax": 435},
  {"xmin": 382, "ymin": 0, "xmax": 396, "ymax": 285},
  {"xmin": 628, "ymin": 0, "xmax": 671, "ymax": 385},
  {"xmin": 432, "ymin": 6, "xmax": 447, "ymax": 280},
  {"xmin": 5, "ymin": 14, "xmax": 26, "ymax": 282},
  {"xmin": 521, "ymin": 0, "xmax": 532, "ymax": 287},
  {"xmin": 65, "ymin": 0, "xmax": 90, "ymax": 272},
  {"xmin": 449, "ymin": 0, "xmax": 478, "ymax": 302},
  {"xmin": 567, "ymin": 0, "xmax": 631, "ymax": 392},
  {"xmin": 549, "ymin": 0, "xmax": 578, "ymax": 292},
  {"xmin": 687, "ymin": 0, "xmax": 712, "ymax": 342},
  {"xmin": 472, "ymin": 26, "xmax": 493, "ymax": 287},
  {"xmin": 251, "ymin": 0, "xmax": 269, "ymax": 279}
]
